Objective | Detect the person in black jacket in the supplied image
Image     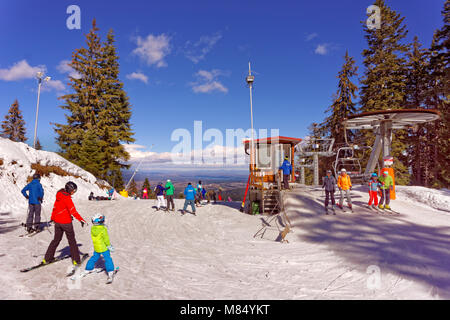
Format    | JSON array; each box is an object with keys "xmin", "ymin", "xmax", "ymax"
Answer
[{"xmin": 322, "ymin": 170, "xmax": 336, "ymax": 214}]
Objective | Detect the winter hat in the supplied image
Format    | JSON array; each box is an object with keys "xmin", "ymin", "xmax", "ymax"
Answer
[
  {"xmin": 383, "ymin": 171, "xmax": 389, "ymax": 175},
  {"xmin": 341, "ymin": 168, "xmax": 347, "ymax": 173},
  {"xmin": 167, "ymin": 179, "xmax": 171, "ymax": 182},
  {"xmin": 33, "ymin": 173, "xmax": 41, "ymax": 180},
  {"xmin": 371, "ymin": 173, "xmax": 378, "ymax": 177}
]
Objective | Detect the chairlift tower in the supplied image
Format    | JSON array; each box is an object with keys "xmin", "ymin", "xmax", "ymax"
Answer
[{"xmin": 344, "ymin": 109, "xmax": 440, "ymax": 179}]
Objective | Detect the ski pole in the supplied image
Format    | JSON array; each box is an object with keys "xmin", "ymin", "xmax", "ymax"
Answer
[{"xmin": 40, "ymin": 205, "xmax": 52, "ymax": 234}]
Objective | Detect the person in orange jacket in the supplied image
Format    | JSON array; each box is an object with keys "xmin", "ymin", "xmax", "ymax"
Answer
[{"xmin": 337, "ymin": 168, "xmax": 353, "ymax": 211}]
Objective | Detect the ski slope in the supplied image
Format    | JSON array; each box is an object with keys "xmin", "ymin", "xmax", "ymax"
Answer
[
  {"xmin": 1, "ymin": 137, "xmax": 450, "ymax": 299},
  {"xmin": 1, "ymin": 185, "xmax": 449, "ymax": 300}
]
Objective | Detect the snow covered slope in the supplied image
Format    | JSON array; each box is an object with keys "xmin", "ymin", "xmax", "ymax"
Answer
[{"xmin": 0, "ymin": 137, "xmax": 111, "ymax": 217}]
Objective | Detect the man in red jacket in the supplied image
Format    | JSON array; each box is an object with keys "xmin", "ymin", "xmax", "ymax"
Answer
[{"xmin": 43, "ymin": 181, "xmax": 87, "ymax": 268}]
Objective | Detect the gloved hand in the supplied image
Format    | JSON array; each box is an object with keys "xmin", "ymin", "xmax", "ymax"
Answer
[
  {"xmin": 25, "ymin": 195, "xmax": 29, "ymax": 200},
  {"xmin": 80, "ymin": 220, "xmax": 87, "ymax": 228},
  {"xmin": 38, "ymin": 197, "xmax": 42, "ymax": 203},
  {"xmin": 350, "ymin": 187, "xmax": 352, "ymax": 191},
  {"xmin": 107, "ymin": 245, "xmax": 115, "ymax": 253}
]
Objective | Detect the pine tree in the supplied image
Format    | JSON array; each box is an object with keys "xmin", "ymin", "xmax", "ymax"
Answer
[
  {"xmin": 35, "ymin": 138, "xmax": 43, "ymax": 150},
  {"xmin": 426, "ymin": 0, "xmax": 449, "ymax": 188},
  {"xmin": 142, "ymin": 178, "xmax": 151, "ymax": 196},
  {"xmin": 403, "ymin": 36, "xmax": 436, "ymax": 186},
  {"xmin": 55, "ymin": 20, "xmax": 134, "ymax": 186},
  {"xmin": 97, "ymin": 29, "xmax": 135, "ymax": 184},
  {"xmin": 77, "ymin": 125, "xmax": 106, "ymax": 177},
  {"xmin": 129, "ymin": 179, "xmax": 138, "ymax": 196},
  {"xmin": 359, "ymin": 0, "xmax": 411, "ymax": 185},
  {"xmin": 321, "ymin": 51, "xmax": 359, "ymax": 147},
  {"xmin": 1, "ymin": 99, "xmax": 27, "ymax": 142},
  {"xmin": 55, "ymin": 19, "xmax": 104, "ymax": 165}
]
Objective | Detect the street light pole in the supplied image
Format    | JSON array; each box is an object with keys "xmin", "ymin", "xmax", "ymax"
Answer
[
  {"xmin": 246, "ymin": 62, "xmax": 255, "ymax": 169},
  {"xmin": 33, "ymin": 72, "xmax": 50, "ymax": 149}
]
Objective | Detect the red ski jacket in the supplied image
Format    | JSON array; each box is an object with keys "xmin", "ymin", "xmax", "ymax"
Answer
[{"xmin": 51, "ymin": 189, "xmax": 85, "ymax": 224}]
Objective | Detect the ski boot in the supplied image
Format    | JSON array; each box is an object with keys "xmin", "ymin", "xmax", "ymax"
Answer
[
  {"xmin": 67, "ymin": 260, "xmax": 80, "ymax": 277},
  {"xmin": 378, "ymin": 204, "xmax": 384, "ymax": 210}
]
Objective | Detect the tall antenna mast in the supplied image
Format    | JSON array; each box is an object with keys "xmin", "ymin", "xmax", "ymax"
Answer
[{"xmin": 246, "ymin": 62, "xmax": 255, "ymax": 169}]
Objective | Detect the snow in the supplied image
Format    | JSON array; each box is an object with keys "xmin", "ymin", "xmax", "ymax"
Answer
[
  {"xmin": 1, "ymin": 138, "xmax": 450, "ymax": 299},
  {"xmin": 0, "ymin": 137, "xmax": 112, "ymax": 217}
]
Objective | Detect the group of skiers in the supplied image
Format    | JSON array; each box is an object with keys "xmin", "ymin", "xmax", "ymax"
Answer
[
  {"xmin": 321, "ymin": 168, "xmax": 394, "ymax": 214},
  {"xmin": 21, "ymin": 176, "xmax": 117, "ymax": 283},
  {"xmin": 149, "ymin": 179, "xmax": 224, "ymax": 215}
]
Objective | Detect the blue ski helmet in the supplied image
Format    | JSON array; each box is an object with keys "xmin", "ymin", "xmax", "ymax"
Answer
[
  {"xmin": 371, "ymin": 173, "xmax": 378, "ymax": 177},
  {"xmin": 91, "ymin": 213, "xmax": 105, "ymax": 225}
]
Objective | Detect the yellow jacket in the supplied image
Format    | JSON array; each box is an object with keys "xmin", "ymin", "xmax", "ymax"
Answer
[
  {"xmin": 337, "ymin": 174, "xmax": 352, "ymax": 190},
  {"xmin": 91, "ymin": 225, "xmax": 111, "ymax": 253}
]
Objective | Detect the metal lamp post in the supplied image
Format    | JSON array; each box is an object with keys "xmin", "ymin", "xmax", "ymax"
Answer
[
  {"xmin": 246, "ymin": 62, "xmax": 255, "ymax": 169},
  {"xmin": 33, "ymin": 72, "xmax": 51, "ymax": 149}
]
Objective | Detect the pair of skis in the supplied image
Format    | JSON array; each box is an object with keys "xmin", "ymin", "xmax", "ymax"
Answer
[
  {"xmin": 70, "ymin": 266, "xmax": 119, "ymax": 284},
  {"xmin": 20, "ymin": 253, "xmax": 89, "ymax": 274}
]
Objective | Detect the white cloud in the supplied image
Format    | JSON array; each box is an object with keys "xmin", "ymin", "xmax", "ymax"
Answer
[
  {"xmin": 0, "ymin": 60, "xmax": 46, "ymax": 81},
  {"xmin": 315, "ymin": 43, "xmax": 329, "ymax": 55},
  {"xmin": 306, "ymin": 33, "xmax": 318, "ymax": 41},
  {"xmin": 184, "ymin": 32, "xmax": 222, "ymax": 64},
  {"xmin": 189, "ymin": 69, "xmax": 229, "ymax": 94},
  {"xmin": 41, "ymin": 79, "xmax": 66, "ymax": 93},
  {"xmin": 132, "ymin": 34, "xmax": 171, "ymax": 68},
  {"xmin": 56, "ymin": 60, "xmax": 81, "ymax": 79},
  {"xmin": 124, "ymin": 143, "xmax": 247, "ymax": 169},
  {"xmin": 126, "ymin": 72, "xmax": 148, "ymax": 84}
]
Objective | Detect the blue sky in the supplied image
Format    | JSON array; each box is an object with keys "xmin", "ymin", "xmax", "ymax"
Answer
[{"xmin": 0, "ymin": 0, "xmax": 445, "ymax": 169}]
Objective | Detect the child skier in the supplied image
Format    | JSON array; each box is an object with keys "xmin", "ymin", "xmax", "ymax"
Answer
[
  {"xmin": 81, "ymin": 213, "xmax": 116, "ymax": 283},
  {"xmin": 378, "ymin": 170, "xmax": 394, "ymax": 210},
  {"xmin": 368, "ymin": 173, "xmax": 380, "ymax": 209}
]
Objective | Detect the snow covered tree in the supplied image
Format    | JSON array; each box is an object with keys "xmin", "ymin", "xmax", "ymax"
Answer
[{"xmin": 1, "ymin": 99, "xmax": 27, "ymax": 142}]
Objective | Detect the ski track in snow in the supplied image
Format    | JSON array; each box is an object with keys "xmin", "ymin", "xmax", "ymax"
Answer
[{"xmin": 1, "ymin": 185, "xmax": 450, "ymax": 300}]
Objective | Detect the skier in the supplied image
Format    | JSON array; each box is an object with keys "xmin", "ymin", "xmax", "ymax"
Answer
[
  {"xmin": 279, "ymin": 156, "xmax": 292, "ymax": 190},
  {"xmin": 337, "ymin": 168, "xmax": 353, "ymax": 211},
  {"xmin": 322, "ymin": 170, "xmax": 336, "ymax": 214},
  {"xmin": 165, "ymin": 179, "xmax": 175, "ymax": 212},
  {"xmin": 197, "ymin": 180, "xmax": 203, "ymax": 200},
  {"xmin": 154, "ymin": 182, "xmax": 166, "ymax": 211},
  {"xmin": 81, "ymin": 213, "xmax": 116, "ymax": 283},
  {"xmin": 142, "ymin": 187, "xmax": 148, "ymax": 199},
  {"xmin": 201, "ymin": 187, "xmax": 207, "ymax": 202},
  {"xmin": 378, "ymin": 170, "xmax": 394, "ymax": 210},
  {"xmin": 43, "ymin": 181, "xmax": 88, "ymax": 273},
  {"xmin": 368, "ymin": 173, "xmax": 381, "ymax": 209},
  {"xmin": 21, "ymin": 173, "xmax": 44, "ymax": 233},
  {"xmin": 182, "ymin": 183, "xmax": 196, "ymax": 215}
]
